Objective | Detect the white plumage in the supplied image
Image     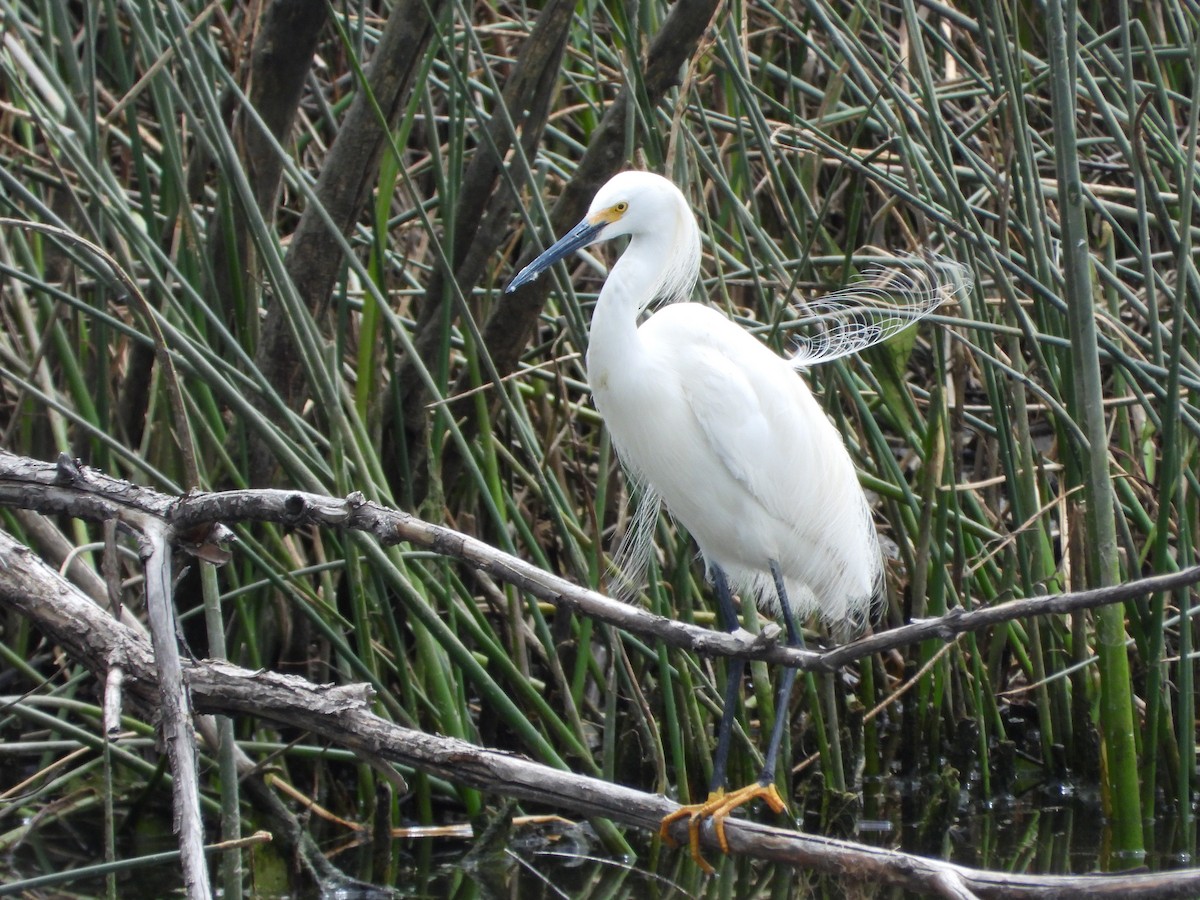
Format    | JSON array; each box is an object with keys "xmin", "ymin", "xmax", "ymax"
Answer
[
  {"xmin": 591, "ymin": 280, "xmax": 881, "ymax": 628},
  {"xmin": 507, "ymin": 169, "xmax": 962, "ymax": 866},
  {"xmin": 515, "ymin": 171, "xmax": 893, "ymax": 627}
]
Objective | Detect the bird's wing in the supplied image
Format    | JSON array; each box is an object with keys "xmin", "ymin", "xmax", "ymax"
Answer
[
  {"xmin": 678, "ymin": 337, "xmax": 881, "ymax": 620},
  {"xmin": 678, "ymin": 335, "xmax": 807, "ymax": 520}
]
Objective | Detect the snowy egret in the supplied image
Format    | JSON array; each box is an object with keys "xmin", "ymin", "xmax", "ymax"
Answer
[{"xmin": 507, "ymin": 171, "xmax": 960, "ymax": 870}]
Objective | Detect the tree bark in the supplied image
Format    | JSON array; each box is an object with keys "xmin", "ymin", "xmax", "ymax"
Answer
[
  {"xmin": 393, "ymin": 0, "xmax": 576, "ymax": 497},
  {"xmin": 250, "ymin": 0, "xmax": 444, "ymax": 482}
]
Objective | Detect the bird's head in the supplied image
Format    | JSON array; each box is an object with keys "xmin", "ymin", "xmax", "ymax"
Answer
[{"xmin": 506, "ymin": 171, "xmax": 699, "ymax": 303}]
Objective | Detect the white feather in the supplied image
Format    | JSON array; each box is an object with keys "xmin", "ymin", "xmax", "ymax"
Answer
[{"xmin": 786, "ymin": 254, "xmax": 969, "ymax": 366}]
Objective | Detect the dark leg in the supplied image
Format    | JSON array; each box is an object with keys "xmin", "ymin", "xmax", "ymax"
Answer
[
  {"xmin": 660, "ymin": 564, "xmax": 790, "ymax": 871},
  {"xmin": 708, "ymin": 565, "xmax": 744, "ymax": 795},
  {"xmin": 757, "ymin": 560, "xmax": 804, "ymax": 785}
]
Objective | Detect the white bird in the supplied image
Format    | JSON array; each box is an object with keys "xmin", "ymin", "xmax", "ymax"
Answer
[{"xmin": 507, "ymin": 170, "xmax": 961, "ymax": 870}]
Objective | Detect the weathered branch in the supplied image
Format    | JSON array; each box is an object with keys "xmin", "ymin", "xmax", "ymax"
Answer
[
  {"xmin": 0, "ymin": 455, "xmax": 345, "ymax": 891},
  {"xmin": 136, "ymin": 516, "xmax": 210, "ymax": 900},
  {"xmin": 2, "ymin": 451, "xmax": 1197, "ymax": 674},
  {"xmin": 3, "ymin": 527, "xmax": 1200, "ymax": 898}
]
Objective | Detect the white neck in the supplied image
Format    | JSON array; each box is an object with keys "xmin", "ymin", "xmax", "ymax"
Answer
[{"xmin": 585, "ymin": 231, "xmax": 674, "ymax": 383}]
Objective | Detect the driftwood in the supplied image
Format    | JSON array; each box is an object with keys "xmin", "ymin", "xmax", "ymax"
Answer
[{"xmin": 4, "ymin": 451, "xmax": 1200, "ymax": 899}]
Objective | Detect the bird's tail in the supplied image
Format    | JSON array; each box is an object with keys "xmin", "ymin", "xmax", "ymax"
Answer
[{"xmin": 787, "ymin": 252, "xmax": 970, "ymax": 367}]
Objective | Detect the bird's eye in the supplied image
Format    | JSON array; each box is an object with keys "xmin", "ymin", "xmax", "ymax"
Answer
[{"xmin": 613, "ymin": 201, "xmax": 629, "ymax": 214}]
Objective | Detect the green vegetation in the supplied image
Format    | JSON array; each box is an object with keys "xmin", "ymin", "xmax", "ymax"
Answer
[{"xmin": 0, "ymin": 0, "xmax": 1197, "ymax": 894}]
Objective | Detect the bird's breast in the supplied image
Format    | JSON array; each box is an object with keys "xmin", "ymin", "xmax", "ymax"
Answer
[{"xmin": 588, "ymin": 339, "xmax": 772, "ymax": 562}]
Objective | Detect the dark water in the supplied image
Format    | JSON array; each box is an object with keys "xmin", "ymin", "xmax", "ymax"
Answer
[{"xmin": 4, "ymin": 776, "xmax": 1196, "ymax": 899}]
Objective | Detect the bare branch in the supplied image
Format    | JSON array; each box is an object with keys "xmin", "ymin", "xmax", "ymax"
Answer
[
  {"xmin": 1, "ymin": 451, "xmax": 1197, "ymax": 674},
  {"xmin": 134, "ymin": 517, "xmax": 210, "ymax": 900},
  {"xmin": 3, "ymin": 527, "xmax": 1200, "ymax": 898}
]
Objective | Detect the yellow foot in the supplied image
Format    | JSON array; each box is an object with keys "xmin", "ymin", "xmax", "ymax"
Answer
[{"xmin": 659, "ymin": 782, "xmax": 789, "ymax": 873}]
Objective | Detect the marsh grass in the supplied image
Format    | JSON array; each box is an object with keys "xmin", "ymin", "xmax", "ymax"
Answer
[{"xmin": 0, "ymin": 0, "xmax": 1198, "ymax": 893}]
